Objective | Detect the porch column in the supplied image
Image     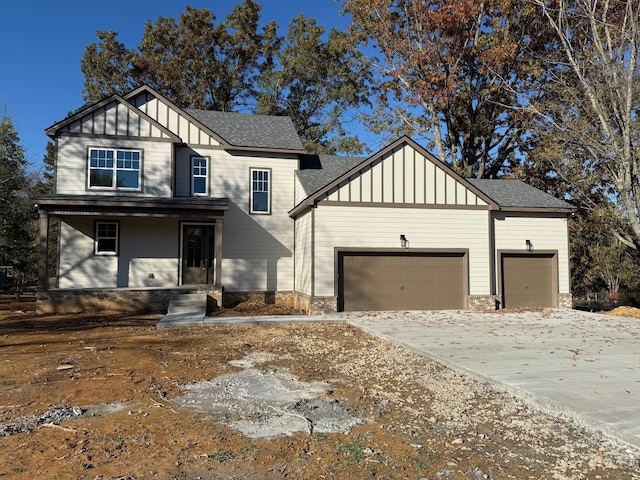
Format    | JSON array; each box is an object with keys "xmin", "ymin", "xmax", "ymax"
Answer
[
  {"xmin": 215, "ymin": 220, "xmax": 223, "ymax": 289},
  {"xmin": 38, "ymin": 211, "xmax": 49, "ymax": 293}
]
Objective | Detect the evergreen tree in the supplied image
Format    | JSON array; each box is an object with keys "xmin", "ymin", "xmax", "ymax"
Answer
[{"xmin": 0, "ymin": 114, "xmax": 37, "ymax": 292}]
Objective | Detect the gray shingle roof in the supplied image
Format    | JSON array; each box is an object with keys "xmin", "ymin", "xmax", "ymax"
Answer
[
  {"xmin": 185, "ymin": 109, "xmax": 304, "ymax": 151},
  {"xmin": 297, "ymin": 154, "xmax": 367, "ymax": 196},
  {"xmin": 467, "ymin": 179, "xmax": 574, "ymax": 210}
]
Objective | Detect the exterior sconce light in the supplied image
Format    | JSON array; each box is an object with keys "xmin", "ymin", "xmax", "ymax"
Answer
[
  {"xmin": 400, "ymin": 234, "xmax": 409, "ymax": 249},
  {"xmin": 526, "ymin": 239, "xmax": 533, "ymax": 252}
]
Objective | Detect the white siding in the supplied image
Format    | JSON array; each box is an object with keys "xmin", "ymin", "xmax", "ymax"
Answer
[
  {"xmin": 294, "ymin": 174, "xmax": 308, "ymax": 206},
  {"xmin": 58, "ymin": 219, "xmax": 118, "ymax": 288},
  {"xmin": 56, "ymin": 137, "xmax": 173, "ymax": 197},
  {"xmin": 171, "ymin": 148, "xmax": 298, "ymax": 291},
  {"xmin": 294, "ymin": 209, "xmax": 313, "ymax": 295},
  {"xmin": 312, "ymin": 205, "xmax": 491, "ymax": 297},
  {"xmin": 322, "ymin": 144, "xmax": 488, "ymax": 208},
  {"xmin": 493, "ymin": 213, "xmax": 570, "ymax": 294},
  {"xmin": 58, "ymin": 218, "xmax": 180, "ymax": 289},
  {"xmin": 130, "ymin": 92, "xmax": 221, "ymax": 146}
]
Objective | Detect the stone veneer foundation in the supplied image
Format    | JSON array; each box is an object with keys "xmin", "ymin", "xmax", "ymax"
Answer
[{"xmin": 37, "ymin": 287, "xmax": 222, "ymax": 315}]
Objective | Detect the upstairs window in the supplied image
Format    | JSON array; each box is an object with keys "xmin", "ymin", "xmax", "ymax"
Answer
[
  {"xmin": 89, "ymin": 148, "xmax": 141, "ymax": 190},
  {"xmin": 95, "ymin": 221, "xmax": 119, "ymax": 255},
  {"xmin": 250, "ymin": 168, "xmax": 270, "ymax": 214},
  {"xmin": 191, "ymin": 156, "xmax": 208, "ymax": 196}
]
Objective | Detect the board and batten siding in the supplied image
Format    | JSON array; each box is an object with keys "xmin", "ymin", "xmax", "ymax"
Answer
[
  {"xmin": 60, "ymin": 100, "xmax": 172, "ymax": 140},
  {"xmin": 55, "ymin": 136, "xmax": 173, "ymax": 197},
  {"xmin": 58, "ymin": 218, "xmax": 180, "ymax": 289},
  {"xmin": 492, "ymin": 213, "xmax": 571, "ymax": 294},
  {"xmin": 294, "ymin": 209, "xmax": 313, "ymax": 295},
  {"xmin": 324, "ymin": 144, "xmax": 488, "ymax": 207},
  {"xmin": 130, "ymin": 91, "xmax": 222, "ymax": 147},
  {"xmin": 312, "ymin": 206, "xmax": 491, "ymax": 297}
]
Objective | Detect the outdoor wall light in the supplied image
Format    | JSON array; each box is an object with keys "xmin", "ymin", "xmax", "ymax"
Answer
[
  {"xmin": 526, "ymin": 239, "xmax": 533, "ymax": 252},
  {"xmin": 400, "ymin": 234, "xmax": 409, "ymax": 249}
]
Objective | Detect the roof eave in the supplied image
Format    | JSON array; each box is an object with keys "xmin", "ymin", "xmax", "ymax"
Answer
[{"xmin": 498, "ymin": 206, "xmax": 576, "ymax": 213}]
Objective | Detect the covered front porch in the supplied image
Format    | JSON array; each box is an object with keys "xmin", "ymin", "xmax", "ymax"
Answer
[{"xmin": 35, "ymin": 195, "xmax": 229, "ymax": 314}]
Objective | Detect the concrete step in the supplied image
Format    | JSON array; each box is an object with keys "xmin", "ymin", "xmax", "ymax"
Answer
[{"xmin": 167, "ymin": 293, "xmax": 207, "ymax": 314}]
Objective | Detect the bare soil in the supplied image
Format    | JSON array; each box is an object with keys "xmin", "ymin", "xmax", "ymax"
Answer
[{"xmin": 1, "ymin": 301, "xmax": 639, "ymax": 479}]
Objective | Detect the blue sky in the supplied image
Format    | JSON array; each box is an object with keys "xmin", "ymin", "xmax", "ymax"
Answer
[{"xmin": 1, "ymin": 1, "xmax": 371, "ymax": 175}]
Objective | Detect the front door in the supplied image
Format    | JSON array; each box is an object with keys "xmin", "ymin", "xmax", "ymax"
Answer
[{"xmin": 182, "ymin": 224, "xmax": 215, "ymax": 284}]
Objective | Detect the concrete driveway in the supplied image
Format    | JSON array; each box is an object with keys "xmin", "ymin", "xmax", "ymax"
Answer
[{"xmin": 346, "ymin": 309, "xmax": 640, "ymax": 450}]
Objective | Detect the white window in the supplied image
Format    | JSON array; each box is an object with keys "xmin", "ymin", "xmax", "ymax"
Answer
[
  {"xmin": 95, "ymin": 221, "xmax": 119, "ymax": 255},
  {"xmin": 89, "ymin": 148, "xmax": 141, "ymax": 190},
  {"xmin": 250, "ymin": 168, "xmax": 270, "ymax": 214},
  {"xmin": 191, "ymin": 157, "xmax": 208, "ymax": 196}
]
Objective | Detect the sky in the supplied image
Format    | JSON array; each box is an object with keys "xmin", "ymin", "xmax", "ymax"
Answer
[{"xmin": 1, "ymin": 0, "xmax": 370, "ymax": 175}]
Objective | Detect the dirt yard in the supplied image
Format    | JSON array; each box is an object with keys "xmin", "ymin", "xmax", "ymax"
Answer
[{"xmin": 1, "ymin": 301, "xmax": 639, "ymax": 480}]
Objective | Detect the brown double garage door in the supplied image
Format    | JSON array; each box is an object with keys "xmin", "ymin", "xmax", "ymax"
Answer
[{"xmin": 338, "ymin": 251, "xmax": 467, "ymax": 312}]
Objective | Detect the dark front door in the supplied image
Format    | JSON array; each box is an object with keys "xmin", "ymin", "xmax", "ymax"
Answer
[{"xmin": 182, "ymin": 224, "xmax": 215, "ymax": 284}]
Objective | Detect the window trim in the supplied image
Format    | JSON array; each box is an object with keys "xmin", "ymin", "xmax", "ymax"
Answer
[
  {"xmin": 94, "ymin": 221, "xmax": 119, "ymax": 256},
  {"xmin": 191, "ymin": 156, "xmax": 209, "ymax": 196},
  {"xmin": 87, "ymin": 147, "xmax": 142, "ymax": 191},
  {"xmin": 250, "ymin": 167, "xmax": 271, "ymax": 215}
]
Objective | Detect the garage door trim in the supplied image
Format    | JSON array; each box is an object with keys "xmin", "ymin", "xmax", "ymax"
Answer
[
  {"xmin": 497, "ymin": 249, "xmax": 558, "ymax": 308},
  {"xmin": 335, "ymin": 247, "xmax": 469, "ymax": 311}
]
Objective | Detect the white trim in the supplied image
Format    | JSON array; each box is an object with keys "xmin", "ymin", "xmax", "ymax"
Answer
[{"xmin": 95, "ymin": 221, "xmax": 119, "ymax": 256}]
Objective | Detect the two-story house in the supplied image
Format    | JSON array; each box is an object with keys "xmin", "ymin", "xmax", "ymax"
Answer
[{"xmin": 36, "ymin": 85, "xmax": 575, "ymax": 314}]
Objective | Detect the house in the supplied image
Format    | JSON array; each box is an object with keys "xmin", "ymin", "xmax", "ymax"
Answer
[{"xmin": 36, "ymin": 85, "xmax": 575, "ymax": 314}]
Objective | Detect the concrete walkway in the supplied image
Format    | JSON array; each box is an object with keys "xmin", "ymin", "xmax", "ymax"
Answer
[{"xmin": 157, "ymin": 308, "xmax": 640, "ymax": 450}]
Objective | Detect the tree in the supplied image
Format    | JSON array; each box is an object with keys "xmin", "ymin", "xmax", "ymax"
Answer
[
  {"xmin": 530, "ymin": 0, "xmax": 640, "ymax": 248},
  {"xmin": 80, "ymin": 3, "xmax": 370, "ymax": 154},
  {"xmin": 0, "ymin": 114, "xmax": 37, "ymax": 293},
  {"xmin": 81, "ymin": 30, "xmax": 136, "ymax": 101},
  {"xmin": 344, "ymin": 0, "xmax": 552, "ymax": 177},
  {"xmin": 82, "ymin": 1, "xmax": 270, "ymax": 110},
  {"xmin": 256, "ymin": 14, "xmax": 371, "ymax": 154}
]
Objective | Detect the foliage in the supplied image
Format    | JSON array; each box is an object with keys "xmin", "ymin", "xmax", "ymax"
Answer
[
  {"xmin": 81, "ymin": 2, "xmax": 371, "ymax": 154},
  {"xmin": 343, "ymin": 0, "xmax": 551, "ymax": 177},
  {"xmin": 256, "ymin": 15, "xmax": 371, "ymax": 154},
  {"xmin": 0, "ymin": 114, "xmax": 37, "ymax": 287},
  {"xmin": 530, "ymin": 0, "xmax": 640, "ymax": 248},
  {"xmin": 569, "ymin": 210, "xmax": 640, "ymax": 299}
]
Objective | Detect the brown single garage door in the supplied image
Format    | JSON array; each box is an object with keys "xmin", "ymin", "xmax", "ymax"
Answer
[
  {"xmin": 338, "ymin": 252, "xmax": 466, "ymax": 312},
  {"xmin": 501, "ymin": 253, "xmax": 556, "ymax": 308}
]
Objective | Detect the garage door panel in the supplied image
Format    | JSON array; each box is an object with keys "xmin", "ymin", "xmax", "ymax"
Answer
[
  {"xmin": 341, "ymin": 252, "xmax": 465, "ymax": 312},
  {"xmin": 502, "ymin": 254, "xmax": 555, "ymax": 308}
]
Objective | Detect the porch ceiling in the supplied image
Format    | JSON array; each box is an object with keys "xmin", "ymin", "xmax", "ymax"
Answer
[{"xmin": 35, "ymin": 195, "xmax": 229, "ymax": 220}]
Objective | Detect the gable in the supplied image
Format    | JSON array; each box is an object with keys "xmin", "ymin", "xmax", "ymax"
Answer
[
  {"xmin": 290, "ymin": 137, "xmax": 494, "ymax": 217},
  {"xmin": 127, "ymin": 90, "xmax": 222, "ymax": 147},
  {"xmin": 49, "ymin": 97, "xmax": 178, "ymax": 141}
]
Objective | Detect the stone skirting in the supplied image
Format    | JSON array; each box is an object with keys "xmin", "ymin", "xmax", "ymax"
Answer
[
  {"xmin": 37, "ymin": 287, "xmax": 222, "ymax": 315},
  {"xmin": 468, "ymin": 295, "xmax": 498, "ymax": 311},
  {"xmin": 558, "ymin": 293, "xmax": 573, "ymax": 309}
]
